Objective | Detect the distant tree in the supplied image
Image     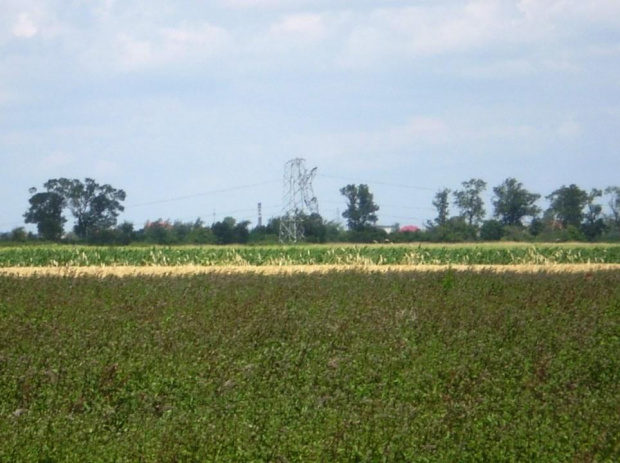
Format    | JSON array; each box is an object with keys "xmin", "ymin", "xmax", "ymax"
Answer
[
  {"xmin": 492, "ymin": 178, "xmax": 541, "ymax": 226},
  {"xmin": 187, "ymin": 219, "xmax": 215, "ymax": 244},
  {"xmin": 171, "ymin": 220, "xmax": 194, "ymax": 243},
  {"xmin": 24, "ymin": 189, "xmax": 66, "ymax": 241},
  {"xmin": 10, "ymin": 227, "xmax": 28, "ymax": 242},
  {"xmin": 528, "ymin": 218, "xmax": 545, "ymax": 237},
  {"xmin": 234, "ymin": 220, "xmax": 251, "ymax": 244},
  {"xmin": 212, "ymin": 217, "xmax": 250, "ymax": 244},
  {"xmin": 211, "ymin": 217, "xmax": 235, "ymax": 245},
  {"xmin": 453, "ymin": 179, "xmax": 487, "ymax": 226},
  {"xmin": 299, "ymin": 212, "xmax": 328, "ymax": 243},
  {"xmin": 340, "ymin": 184, "xmax": 379, "ymax": 231},
  {"xmin": 546, "ymin": 184, "xmax": 588, "ymax": 228},
  {"xmin": 605, "ymin": 186, "xmax": 620, "ymax": 226},
  {"xmin": 432, "ymin": 188, "xmax": 451, "ymax": 226},
  {"xmin": 426, "ymin": 217, "xmax": 478, "ymax": 242},
  {"xmin": 142, "ymin": 219, "xmax": 175, "ymax": 245},
  {"xmin": 33, "ymin": 178, "xmax": 126, "ymax": 239},
  {"xmin": 115, "ymin": 222, "xmax": 136, "ymax": 245},
  {"xmin": 581, "ymin": 189, "xmax": 606, "ymax": 241},
  {"xmin": 480, "ymin": 219, "xmax": 504, "ymax": 241}
]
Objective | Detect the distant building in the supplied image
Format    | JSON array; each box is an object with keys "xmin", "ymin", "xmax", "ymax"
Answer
[
  {"xmin": 377, "ymin": 224, "xmax": 399, "ymax": 234},
  {"xmin": 399, "ymin": 225, "xmax": 421, "ymax": 233},
  {"xmin": 376, "ymin": 224, "xmax": 421, "ymax": 234}
]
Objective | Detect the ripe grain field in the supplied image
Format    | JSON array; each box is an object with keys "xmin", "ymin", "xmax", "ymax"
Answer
[{"xmin": 1, "ymin": 269, "xmax": 619, "ymax": 461}]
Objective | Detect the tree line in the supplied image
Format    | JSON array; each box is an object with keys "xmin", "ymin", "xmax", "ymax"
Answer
[{"xmin": 2, "ymin": 177, "xmax": 620, "ymax": 245}]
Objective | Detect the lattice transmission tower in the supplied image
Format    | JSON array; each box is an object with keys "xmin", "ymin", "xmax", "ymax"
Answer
[{"xmin": 279, "ymin": 158, "xmax": 319, "ymax": 243}]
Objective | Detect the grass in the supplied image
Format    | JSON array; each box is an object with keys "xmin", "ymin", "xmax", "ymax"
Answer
[
  {"xmin": 1, "ymin": 270, "xmax": 619, "ymax": 461},
  {"xmin": 1, "ymin": 242, "xmax": 620, "ymax": 267}
]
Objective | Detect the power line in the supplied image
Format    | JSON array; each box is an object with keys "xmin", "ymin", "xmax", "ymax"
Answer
[
  {"xmin": 322, "ymin": 199, "xmax": 435, "ymax": 212},
  {"xmin": 0, "ymin": 221, "xmax": 25, "ymax": 228},
  {"xmin": 126, "ymin": 180, "xmax": 280, "ymax": 208},
  {"xmin": 317, "ymin": 174, "xmax": 436, "ymax": 191}
]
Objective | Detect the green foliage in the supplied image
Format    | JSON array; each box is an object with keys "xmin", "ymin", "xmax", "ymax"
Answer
[
  {"xmin": 340, "ymin": 184, "xmax": 380, "ymax": 231},
  {"xmin": 23, "ymin": 191, "xmax": 66, "ymax": 241},
  {"xmin": 480, "ymin": 219, "xmax": 504, "ymax": 241},
  {"xmin": 142, "ymin": 220, "xmax": 175, "ymax": 245},
  {"xmin": 581, "ymin": 189, "xmax": 606, "ymax": 241},
  {"xmin": 546, "ymin": 184, "xmax": 589, "ymax": 228},
  {"xmin": 432, "ymin": 188, "xmax": 451, "ymax": 226},
  {"xmin": 605, "ymin": 186, "xmax": 620, "ymax": 227},
  {"xmin": 24, "ymin": 178, "xmax": 126, "ymax": 241},
  {"xmin": 212, "ymin": 217, "xmax": 250, "ymax": 245},
  {"xmin": 2, "ymin": 243, "xmax": 620, "ymax": 267},
  {"xmin": 454, "ymin": 178, "xmax": 487, "ymax": 227},
  {"xmin": 343, "ymin": 227, "xmax": 388, "ymax": 243},
  {"xmin": 426, "ymin": 217, "xmax": 478, "ymax": 242},
  {"xmin": 43, "ymin": 178, "xmax": 127, "ymax": 239},
  {"xmin": 492, "ymin": 177, "xmax": 541, "ymax": 226},
  {"xmin": 1, "ymin": 271, "xmax": 619, "ymax": 460},
  {"xmin": 9, "ymin": 227, "xmax": 28, "ymax": 243}
]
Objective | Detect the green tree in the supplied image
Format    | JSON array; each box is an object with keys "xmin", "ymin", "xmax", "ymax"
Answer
[
  {"xmin": 23, "ymin": 190, "xmax": 67, "ymax": 241},
  {"xmin": 340, "ymin": 184, "xmax": 379, "ymax": 231},
  {"xmin": 546, "ymin": 184, "xmax": 588, "ymax": 228},
  {"xmin": 453, "ymin": 179, "xmax": 487, "ymax": 226},
  {"xmin": 299, "ymin": 212, "xmax": 328, "ymax": 243},
  {"xmin": 480, "ymin": 219, "xmax": 504, "ymax": 241},
  {"xmin": 35, "ymin": 178, "xmax": 126, "ymax": 239},
  {"xmin": 10, "ymin": 227, "xmax": 28, "ymax": 242},
  {"xmin": 142, "ymin": 220, "xmax": 175, "ymax": 245},
  {"xmin": 212, "ymin": 217, "xmax": 250, "ymax": 244},
  {"xmin": 605, "ymin": 186, "xmax": 620, "ymax": 226},
  {"xmin": 115, "ymin": 222, "xmax": 136, "ymax": 245},
  {"xmin": 426, "ymin": 217, "xmax": 478, "ymax": 242},
  {"xmin": 432, "ymin": 188, "xmax": 451, "ymax": 226},
  {"xmin": 581, "ymin": 189, "xmax": 606, "ymax": 241},
  {"xmin": 492, "ymin": 178, "xmax": 541, "ymax": 226}
]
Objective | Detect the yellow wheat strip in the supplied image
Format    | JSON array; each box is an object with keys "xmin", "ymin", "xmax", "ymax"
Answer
[{"xmin": 1, "ymin": 263, "xmax": 620, "ymax": 277}]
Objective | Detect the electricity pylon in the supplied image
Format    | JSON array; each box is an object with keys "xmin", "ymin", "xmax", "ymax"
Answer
[{"xmin": 279, "ymin": 158, "xmax": 319, "ymax": 243}]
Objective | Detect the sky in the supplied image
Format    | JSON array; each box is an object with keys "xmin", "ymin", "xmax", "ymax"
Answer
[{"xmin": 1, "ymin": 0, "xmax": 619, "ymax": 232}]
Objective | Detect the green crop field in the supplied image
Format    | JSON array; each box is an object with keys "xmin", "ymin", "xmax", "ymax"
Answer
[
  {"xmin": 1, "ymin": 242, "xmax": 620, "ymax": 267},
  {"xmin": 1, "ymin": 270, "xmax": 619, "ymax": 461}
]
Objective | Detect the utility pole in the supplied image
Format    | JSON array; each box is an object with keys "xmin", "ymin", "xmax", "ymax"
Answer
[{"xmin": 258, "ymin": 202, "xmax": 263, "ymax": 228}]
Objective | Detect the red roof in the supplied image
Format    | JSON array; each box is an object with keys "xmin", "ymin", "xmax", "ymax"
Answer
[{"xmin": 400, "ymin": 225, "xmax": 420, "ymax": 232}]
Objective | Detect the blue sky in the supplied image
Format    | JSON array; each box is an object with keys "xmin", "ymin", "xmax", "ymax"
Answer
[{"xmin": 1, "ymin": 0, "xmax": 619, "ymax": 232}]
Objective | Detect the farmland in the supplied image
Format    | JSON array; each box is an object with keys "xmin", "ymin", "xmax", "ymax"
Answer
[
  {"xmin": 1, "ymin": 242, "xmax": 620, "ymax": 268},
  {"xmin": 1, "ymin": 268, "xmax": 619, "ymax": 461}
]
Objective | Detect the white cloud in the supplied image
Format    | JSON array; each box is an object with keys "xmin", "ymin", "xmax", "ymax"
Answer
[
  {"xmin": 112, "ymin": 22, "xmax": 231, "ymax": 71},
  {"xmin": 557, "ymin": 118, "xmax": 581, "ymax": 138},
  {"xmin": 289, "ymin": 117, "xmax": 450, "ymax": 168},
  {"xmin": 95, "ymin": 160, "xmax": 120, "ymax": 175},
  {"xmin": 115, "ymin": 34, "xmax": 155, "ymax": 70},
  {"xmin": 269, "ymin": 13, "xmax": 327, "ymax": 42},
  {"xmin": 221, "ymin": 0, "xmax": 309, "ymax": 9},
  {"xmin": 39, "ymin": 152, "xmax": 74, "ymax": 169},
  {"xmin": 337, "ymin": 0, "xmax": 616, "ymax": 69},
  {"xmin": 338, "ymin": 2, "xmax": 532, "ymax": 68},
  {"xmin": 12, "ymin": 12, "xmax": 38, "ymax": 38},
  {"xmin": 161, "ymin": 23, "xmax": 230, "ymax": 55},
  {"xmin": 518, "ymin": 0, "xmax": 620, "ymax": 25}
]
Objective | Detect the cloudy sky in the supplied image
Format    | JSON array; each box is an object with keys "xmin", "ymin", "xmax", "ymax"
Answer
[{"xmin": 1, "ymin": 0, "xmax": 619, "ymax": 232}]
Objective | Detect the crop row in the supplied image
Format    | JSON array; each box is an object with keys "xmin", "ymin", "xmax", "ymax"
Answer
[
  {"xmin": 1, "ymin": 271, "xmax": 618, "ymax": 461},
  {"xmin": 1, "ymin": 243, "xmax": 620, "ymax": 267}
]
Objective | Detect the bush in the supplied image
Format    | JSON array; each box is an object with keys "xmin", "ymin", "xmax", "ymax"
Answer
[{"xmin": 480, "ymin": 220, "xmax": 504, "ymax": 241}]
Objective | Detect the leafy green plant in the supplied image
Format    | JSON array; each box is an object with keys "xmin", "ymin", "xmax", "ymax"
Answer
[
  {"xmin": 1, "ymin": 243, "xmax": 620, "ymax": 267},
  {"xmin": 1, "ymin": 271, "xmax": 619, "ymax": 461}
]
